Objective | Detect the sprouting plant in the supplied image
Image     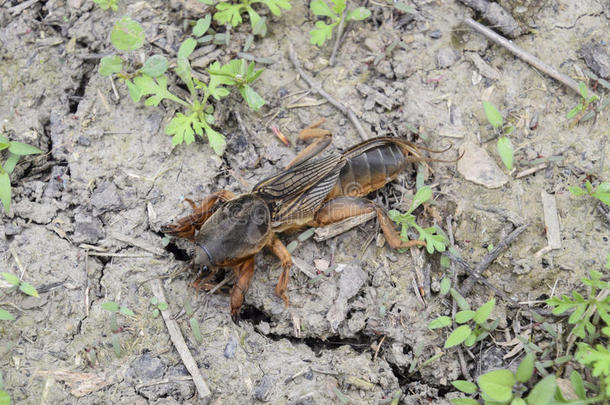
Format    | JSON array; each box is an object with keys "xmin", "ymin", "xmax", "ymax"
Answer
[
  {"xmin": 576, "ymin": 343, "xmax": 610, "ymax": 397},
  {"xmin": 101, "ymin": 301, "xmax": 135, "ymax": 357},
  {"xmin": 546, "ymin": 269, "xmax": 610, "ymax": 340},
  {"xmin": 149, "ymin": 296, "xmax": 168, "ymax": 318},
  {"xmin": 213, "ymin": 0, "xmax": 291, "ymax": 36},
  {"xmin": 98, "ymin": 16, "xmax": 266, "ymax": 154},
  {"xmin": 388, "ymin": 186, "xmax": 448, "ymax": 254},
  {"xmin": 309, "ymin": 0, "xmax": 371, "ymax": 46},
  {"xmin": 1, "ymin": 272, "xmax": 40, "ymax": 299},
  {"xmin": 566, "ymin": 81, "xmax": 599, "ymax": 125},
  {"xmin": 482, "ymin": 100, "xmax": 514, "ymax": 171},
  {"xmin": 93, "ymin": 0, "xmax": 119, "ymax": 11},
  {"xmin": 569, "ymin": 181, "xmax": 610, "ymax": 206},
  {"xmin": 428, "ymin": 294, "xmax": 498, "ymax": 349},
  {"xmin": 0, "ymin": 372, "xmax": 9, "ymax": 405},
  {"xmin": 184, "ymin": 300, "xmax": 203, "ymax": 344},
  {"xmin": 0, "ymin": 136, "xmax": 42, "ymax": 214}
]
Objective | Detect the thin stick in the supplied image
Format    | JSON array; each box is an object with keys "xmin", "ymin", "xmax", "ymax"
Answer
[
  {"xmin": 151, "ymin": 279, "xmax": 211, "ymax": 399},
  {"xmin": 329, "ymin": 10, "xmax": 348, "ymax": 66},
  {"xmin": 461, "ymin": 223, "xmax": 529, "ymax": 295},
  {"xmin": 112, "ymin": 232, "xmax": 167, "ymax": 257},
  {"xmin": 288, "ymin": 43, "xmax": 369, "ymax": 140},
  {"xmin": 464, "ymin": 18, "xmax": 583, "ymax": 96}
]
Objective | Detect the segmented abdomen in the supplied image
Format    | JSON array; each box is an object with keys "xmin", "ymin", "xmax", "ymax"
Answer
[{"xmin": 328, "ymin": 142, "xmax": 406, "ymax": 198}]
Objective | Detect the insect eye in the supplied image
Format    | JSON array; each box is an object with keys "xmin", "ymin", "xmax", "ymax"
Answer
[{"xmin": 202, "ymin": 265, "xmax": 209, "ymax": 272}]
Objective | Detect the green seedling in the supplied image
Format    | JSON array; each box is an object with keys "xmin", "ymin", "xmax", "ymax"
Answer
[
  {"xmin": 99, "ymin": 17, "xmax": 266, "ymax": 154},
  {"xmin": 566, "ymin": 81, "xmax": 599, "ymax": 125},
  {"xmin": 184, "ymin": 300, "xmax": 202, "ymax": 344},
  {"xmin": 388, "ymin": 186, "xmax": 448, "ymax": 254},
  {"xmin": 149, "ymin": 296, "xmax": 168, "ymax": 318},
  {"xmin": 482, "ymin": 100, "xmax": 514, "ymax": 171},
  {"xmin": 101, "ymin": 301, "xmax": 135, "ymax": 357},
  {"xmin": 546, "ymin": 270, "xmax": 610, "ymax": 340},
  {"xmin": 93, "ymin": 0, "xmax": 119, "ymax": 11},
  {"xmin": 310, "ymin": 0, "xmax": 371, "ymax": 46},
  {"xmin": 0, "ymin": 136, "xmax": 42, "ymax": 214},
  {"xmin": 1, "ymin": 272, "xmax": 39, "ymax": 298},
  {"xmin": 569, "ymin": 180, "xmax": 610, "ymax": 206},
  {"xmin": 213, "ymin": 0, "xmax": 291, "ymax": 36},
  {"xmin": 429, "ymin": 295, "xmax": 498, "ymax": 349},
  {"xmin": 0, "ymin": 372, "xmax": 9, "ymax": 405},
  {"xmin": 576, "ymin": 343, "xmax": 610, "ymax": 397}
]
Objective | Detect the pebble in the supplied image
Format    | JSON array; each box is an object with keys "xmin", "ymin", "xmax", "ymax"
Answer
[
  {"xmin": 126, "ymin": 353, "xmax": 165, "ymax": 381},
  {"xmin": 429, "ymin": 30, "xmax": 442, "ymax": 39},
  {"xmin": 580, "ymin": 41, "xmax": 610, "ymax": 79},
  {"xmin": 73, "ymin": 210, "xmax": 105, "ymax": 244},
  {"xmin": 437, "ymin": 48, "xmax": 460, "ymax": 69},
  {"xmin": 91, "ymin": 181, "xmax": 123, "ymax": 212},
  {"xmin": 457, "ymin": 141, "xmax": 508, "ymax": 189}
]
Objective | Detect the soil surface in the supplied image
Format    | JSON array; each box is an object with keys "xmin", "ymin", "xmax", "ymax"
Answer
[{"xmin": 0, "ymin": 0, "xmax": 608, "ymax": 404}]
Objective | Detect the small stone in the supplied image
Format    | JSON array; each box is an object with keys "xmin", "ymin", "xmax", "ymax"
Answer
[
  {"xmin": 437, "ymin": 48, "xmax": 460, "ymax": 69},
  {"xmin": 224, "ymin": 335, "xmax": 238, "ymax": 359},
  {"xmin": 91, "ymin": 182, "xmax": 123, "ymax": 212},
  {"xmin": 254, "ymin": 374, "xmax": 276, "ymax": 401},
  {"xmin": 126, "ymin": 353, "xmax": 165, "ymax": 381},
  {"xmin": 44, "ymin": 166, "xmax": 68, "ymax": 199},
  {"xmin": 457, "ymin": 142, "xmax": 508, "ymax": 189},
  {"xmin": 4, "ymin": 222, "xmax": 21, "ymax": 236},
  {"xmin": 375, "ymin": 60, "xmax": 394, "ymax": 79},
  {"xmin": 364, "ymin": 37, "xmax": 383, "ymax": 54},
  {"xmin": 580, "ymin": 42, "xmax": 610, "ymax": 79},
  {"xmin": 73, "ymin": 210, "xmax": 105, "ymax": 244},
  {"xmin": 77, "ymin": 136, "xmax": 91, "ymax": 146},
  {"xmin": 429, "ymin": 30, "xmax": 442, "ymax": 39}
]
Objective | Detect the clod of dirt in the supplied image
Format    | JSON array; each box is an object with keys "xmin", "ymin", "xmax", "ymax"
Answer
[
  {"xmin": 12, "ymin": 200, "xmax": 58, "ymax": 224},
  {"xmin": 437, "ymin": 48, "xmax": 461, "ymax": 69},
  {"xmin": 457, "ymin": 141, "xmax": 509, "ymax": 188},
  {"xmin": 73, "ymin": 209, "xmax": 105, "ymax": 244},
  {"xmin": 326, "ymin": 264, "xmax": 368, "ymax": 331},
  {"xmin": 126, "ymin": 353, "xmax": 165, "ymax": 382},
  {"xmin": 91, "ymin": 181, "xmax": 123, "ymax": 213},
  {"xmin": 580, "ymin": 41, "xmax": 610, "ymax": 79}
]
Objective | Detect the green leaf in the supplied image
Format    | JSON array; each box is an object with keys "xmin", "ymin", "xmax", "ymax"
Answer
[
  {"xmin": 450, "ymin": 399, "xmax": 479, "ymax": 405},
  {"xmin": 331, "ymin": 0, "xmax": 345, "ymax": 14},
  {"xmin": 178, "ymin": 38, "xmax": 197, "ymax": 60},
  {"xmin": 463, "ymin": 332, "xmax": 477, "ymax": 347},
  {"xmin": 102, "ymin": 301, "xmax": 120, "ymax": 312},
  {"xmin": 8, "ymin": 142, "xmax": 41, "ymax": 155},
  {"xmin": 450, "ymin": 288, "xmax": 471, "ymax": 311},
  {"xmin": 214, "ymin": 3, "xmax": 245, "ymax": 27},
  {"xmin": 482, "ymin": 101, "xmax": 503, "ymax": 129},
  {"xmin": 440, "ymin": 277, "xmax": 451, "ymax": 295},
  {"xmin": 570, "ymin": 370, "xmax": 586, "ymax": 399},
  {"xmin": 110, "ymin": 16, "xmax": 145, "ymax": 51},
  {"xmin": 516, "ymin": 353, "xmax": 534, "ymax": 383},
  {"xmin": 0, "ymin": 390, "xmax": 9, "ymax": 405},
  {"xmin": 410, "ymin": 186, "xmax": 432, "ymax": 212},
  {"xmin": 585, "ymin": 180, "xmax": 593, "ymax": 194},
  {"xmin": 394, "ymin": 2, "xmax": 415, "ymax": 12},
  {"xmin": 510, "ymin": 398, "xmax": 526, "ymax": 405},
  {"xmin": 497, "ymin": 137, "xmax": 513, "ymax": 170},
  {"xmin": 239, "ymin": 85, "xmax": 265, "ymax": 110},
  {"xmin": 473, "ymin": 299, "xmax": 495, "ymax": 325},
  {"xmin": 166, "ymin": 113, "xmax": 197, "ymax": 146},
  {"xmin": 310, "ymin": 0, "xmax": 337, "ymax": 18},
  {"xmin": 452, "ymin": 380, "xmax": 477, "ymax": 394},
  {"xmin": 204, "ymin": 125, "xmax": 226, "ymax": 155},
  {"xmin": 157, "ymin": 302, "xmax": 168, "ymax": 310},
  {"xmin": 455, "ymin": 310, "xmax": 475, "ymax": 324},
  {"xmin": 578, "ymin": 81, "xmax": 587, "ymax": 99},
  {"xmin": 428, "ymin": 316, "xmax": 452, "ymax": 329},
  {"xmin": 0, "ymin": 178, "xmax": 14, "ymax": 212},
  {"xmin": 346, "ymin": 7, "xmax": 371, "ymax": 21},
  {"xmin": 3, "ymin": 154, "xmax": 19, "ymax": 175},
  {"xmin": 0, "ymin": 309, "xmax": 15, "ymax": 321},
  {"xmin": 175, "ymin": 57, "xmax": 195, "ymax": 96},
  {"xmin": 99, "ymin": 55, "xmax": 123, "ymax": 76},
  {"xmin": 19, "ymin": 282, "xmax": 39, "ymax": 298},
  {"xmin": 444, "ymin": 325, "xmax": 472, "ymax": 348},
  {"xmin": 525, "ymin": 375, "xmax": 555, "ymax": 405},
  {"xmin": 310, "ymin": 21, "xmax": 335, "ymax": 46},
  {"xmin": 140, "ymin": 55, "xmax": 168, "ymax": 77},
  {"xmin": 119, "ymin": 307, "xmax": 135, "ymax": 316},
  {"xmin": 190, "ymin": 317, "xmax": 202, "ymax": 343},
  {"xmin": 566, "ymin": 104, "xmax": 583, "ymax": 119},
  {"xmin": 193, "ymin": 15, "xmax": 211, "ymax": 37},
  {"xmin": 478, "ymin": 369, "xmax": 515, "ymax": 402},
  {"xmin": 1, "ymin": 272, "xmax": 19, "ymax": 286},
  {"xmin": 592, "ymin": 189, "xmax": 610, "ymax": 206},
  {"xmin": 568, "ymin": 186, "xmax": 586, "ymax": 196}
]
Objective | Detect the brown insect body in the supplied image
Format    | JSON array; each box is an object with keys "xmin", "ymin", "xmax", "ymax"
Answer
[{"xmin": 163, "ymin": 135, "xmax": 441, "ymax": 319}]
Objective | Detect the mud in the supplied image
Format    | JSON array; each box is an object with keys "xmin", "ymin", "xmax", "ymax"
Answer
[{"xmin": 0, "ymin": 0, "xmax": 608, "ymax": 403}]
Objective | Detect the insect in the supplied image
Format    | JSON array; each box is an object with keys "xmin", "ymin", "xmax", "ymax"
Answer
[{"xmin": 162, "ymin": 122, "xmax": 450, "ymax": 320}]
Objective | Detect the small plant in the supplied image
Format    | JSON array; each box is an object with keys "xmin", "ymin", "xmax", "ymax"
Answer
[
  {"xmin": 566, "ymin": 81, "xmax": 599, "ymax": 125},
  {"xmin": 576, "ymin": 343, "xmax": 610, "ymax": 397},
  {"xmin": 184, "ymin": 300, "xmax": 203, "ymax": 343},
  {"xmin": 388, "ymin": 186, "xmax": 448, "ymax": 254},
  {"xmin": 482, "ymin": 100, "xmax": 514, "ymax": 171},
  {"xmin": 149, "ymin": 296, "xmax": 168, "ymax": 318},
  {"xmin": 310, "ymin": 0, "xmax": 371, "ymax": 46},
  {"xmin": 1, "ymin": 272, "xmax": 40, "ymax": 298},
  {"xmin": 101, "ymin": 301, "xmax": 135, "ymax": 357},
  {"xmin": 428, "ymin": 294, "xmax": 498, "ymax": 349},
  {"xmin": 546, "ymin": 269, "xmax": 610, "ymax": 340},
  {"xmin": 93, "ymin": 0, "xmax": 119, "ymax": 11},
  {"xmin": 213, "ymin": 0, "xmax": 291, "ymax": 36},
  {"xmin": 569, "ymin": 181, "xmax": 610, "ymax": 206},
  {"xmin": 99, "ymin": 16, "xmax": 266, "ymax": 154},
  {"xmin": 0, "ymin": 136, "xmax": 42, "ymax": 214}
]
